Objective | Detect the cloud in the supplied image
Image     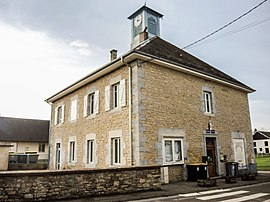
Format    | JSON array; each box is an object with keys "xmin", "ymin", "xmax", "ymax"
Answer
[
  {"xmin": 70, "ymin": 39, "xmax": 92, "ymax": 56},
  {"xmin": 70, "ymin": 40, "xmax": 89, "ymax": 48},
  {"xmin": 78, "ymin": 48, "xmax": 91, "ymax": 56}
]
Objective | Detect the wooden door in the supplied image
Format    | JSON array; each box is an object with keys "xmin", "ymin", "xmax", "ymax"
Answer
[{"xmin": 206, "ymin": 137, "xmax": 217, "ymax": 177}]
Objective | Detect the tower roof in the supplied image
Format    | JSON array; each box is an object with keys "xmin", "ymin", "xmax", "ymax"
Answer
[{"xmin": 128, "ymin": 5, "xmax": 163, "ymax": 20}]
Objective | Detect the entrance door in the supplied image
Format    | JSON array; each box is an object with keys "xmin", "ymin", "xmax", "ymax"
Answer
[
  {"xmin": 233, "ymin": 138, "xmax": 246, "ymax": 167},
  {"xmin": 55, "ymin": 143, "xmax": 61, "ymax": 170},
  {"xmin": 206, "ymin": 137, "xmax": 217, "ymax": 177}
]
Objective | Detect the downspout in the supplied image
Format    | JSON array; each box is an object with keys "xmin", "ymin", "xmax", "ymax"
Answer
[
  {"xmin": 45, "ymin": 100, "xmax": 53, "ymax": 169},
  {"xmin": 121, "ymin": 56, "xmax": 133, "ymax": 166}
]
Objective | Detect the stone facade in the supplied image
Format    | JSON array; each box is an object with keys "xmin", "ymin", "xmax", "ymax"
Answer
[
  {"xmin": 49, "ymin": 66, "xmax": 131, "ymax": 169},
  {"xmin": 0, "ymin": 165, "xmax": 161, "ymax": 201},
  {"xmin": 135, "ymin": 62, "xmax": 253, "ymax": 179}
]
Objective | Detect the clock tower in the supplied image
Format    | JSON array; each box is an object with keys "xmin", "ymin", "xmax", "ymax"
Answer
[{"xmin": 128, "ymin": 5, "xmax": 163, "ymax": 49}]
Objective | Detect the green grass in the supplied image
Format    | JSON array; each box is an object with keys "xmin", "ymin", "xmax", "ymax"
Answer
[{"xmin": 256, "ymin": 156, "xmax": 270, "ymax": 171}]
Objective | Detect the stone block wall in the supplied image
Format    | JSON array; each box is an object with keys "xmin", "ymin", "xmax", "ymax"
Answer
[
  {"xmin": 49, "ymin": 65, "xmax": 131, "ymax": 169},
  {"xmin": 0, "ymin": 165, "xmax": 161, "ymax": 201},
  {"xmin": 135, "ymin": 62, "xmax": 253, "ymax": 178}
]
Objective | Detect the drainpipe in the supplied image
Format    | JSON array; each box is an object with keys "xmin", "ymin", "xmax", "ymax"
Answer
[{"xmin": 121, "ymin": 56, "xmax": 133, "ymax": 166}]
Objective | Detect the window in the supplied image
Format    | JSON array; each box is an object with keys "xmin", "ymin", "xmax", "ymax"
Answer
[
  {"xmin": 112, "ymin": 83, "xmax": 120, "ymax": 108},
  {"xmin": 70, "ymin": 99, "xmax": 77, "ymax": 121},
  {"xmin": 69, "ymin": 141, "xmax": 75, "ymax": 163},
  {"xmin": 266, "ymin": 148, "xmax": 269, "ymax": 153},
  {"xmin": 55, "ymin": 105, "xmax": 64, "ymax": 125},
  {"xmin": 163, "ymin": 138, "xmax": 184, "ymax": 164},
  {"xmin": 111, "ymin": 138, "xmax": 121, "ymax": 165},
  {"xmin": 38, "ymin": 143, "xmax": 45, "ymax": 152},
  {"xmin": 253, "ymin": 142, "xmax": 256, "ymax": 147},
  {"xmin": 265, "ymin": 141, "xmax": 269, "ymax": 146},
  {"xmin": 203, "ymin": 91, "xmax": 213, "ymax": 114},
  {"xmin": 84, "ymin": 91, "xmax": 99, "ymax": 117},
  {"xmin": 105, "ymin": 79, "xmax": 126, "ymax": 111},
  {"xmin": 148, "ymin": 17, "xmax": 157, "ymax": 35},
  {"xmin": 86, "ymin": 140, "xmax": 94, "ymax": 164}
]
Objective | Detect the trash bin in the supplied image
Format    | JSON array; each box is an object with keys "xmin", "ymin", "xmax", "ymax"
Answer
[
  {"xmin": 226, "ymin": 162, "xmax": 238, "ymax": 177},
  {"xmin": 187, "ymin": 164, "xmax": 208, "ymax": 181},
  {"xmin": 17, "ymin": 154, "xmax": 27, "ymax": 163},
  {"xmin": 248, "ymin": 163, "xmax": 257, "ymax": 175},
  {"xmin": 28, "ymin": 154, "xmax": 39, "ymax": 163}
]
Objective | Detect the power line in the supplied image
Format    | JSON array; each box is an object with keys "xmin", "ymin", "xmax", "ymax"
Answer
[
  {"xmin": 186, "ymin": 16, "xmax": 270, "ymax": 49},
  {"xmin": 182, "ymin": 0, "xmax": 268, "ymax": 49}
]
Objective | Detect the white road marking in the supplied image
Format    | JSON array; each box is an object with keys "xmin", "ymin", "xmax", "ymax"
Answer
[
  {"xmin": 219, "ymin": 193, "xmax": 269, "ymax": 202},
  {"xmin": 196, "ymin": 190, "xmax": 249, "ymax": 201},
  {"xmin": 178, "ymin": 189, "xmax": 232, "ymax": 197}
]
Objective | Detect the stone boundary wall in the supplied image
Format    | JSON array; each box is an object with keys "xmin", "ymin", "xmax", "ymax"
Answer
[{"xmin": 0, "ymin": 165, "xmax": 161, "ymax": 201}]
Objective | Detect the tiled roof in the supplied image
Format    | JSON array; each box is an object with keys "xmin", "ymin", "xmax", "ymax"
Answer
[
  {"xmin": 0, "ymin": 117, "xmax": 49, "ymax": 142},
  {"xmin": 134, "ymin": 37, "xmax": 254, "ymax": 92}
]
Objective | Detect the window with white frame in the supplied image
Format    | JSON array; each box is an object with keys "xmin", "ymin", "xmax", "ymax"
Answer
[
  {"xmin": 163, "ymin": 138, "xmax": 184, "ymax": 164},
  {"xmin": 69, "ymin": 141, "xmax": 76, "ymax": 163},
  {"xmin": 111, "ymin": 137, "xmax": 121, "ymax": 165},
  {"xmin": 86, "ymin": 139, "xmax": 94, "ymax": 164},
  {"xmin": 84, "ymin": 90, "xmax": 99, "ymax": 117},
  {"xmin": 203, "ymin": 91, "xmax": 213, "ymax": 114},
  {"xmin": 70, "ymin": 99, "xmax": 77, "ymax": 121},
  {"xmin": 105, "ymin": 79, "xmax": 126, "ymax": 111},
  {"xmin": 55, "ymin": 105, "xmax": 64, "ymax": 125}
]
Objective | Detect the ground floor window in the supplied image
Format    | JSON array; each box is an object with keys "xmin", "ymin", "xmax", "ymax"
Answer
[
  {"xmin": 163, "ymin": 138, "xmax": 184, "ymax": 164},
  {"xmin": 266, "ymin": 148, "xmax": 269, "ymax": 153},
  {"xmin": 111, "ymin": 137, "xmax": 121, "ymax": 165},
  {"xmin": 69, "ymin": 141, "xmax": 76, "ymax": 163},
  {"xmin": 38, "ymin": 143, "xmax": 45, "ymax": 152},
  {"xmin": 86, "ymin": 139, "xmax": 94, "ymax": 164}
]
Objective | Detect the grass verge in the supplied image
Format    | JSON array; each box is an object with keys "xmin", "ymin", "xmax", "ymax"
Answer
[{"xmin": 256, "ymin": 156, "xmax": 270, "ymax": 171}]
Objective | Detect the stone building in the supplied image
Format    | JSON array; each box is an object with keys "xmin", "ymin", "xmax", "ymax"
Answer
[{"xmin": 46, "ymin": 6, "xmax": 255, "ymax": 182}]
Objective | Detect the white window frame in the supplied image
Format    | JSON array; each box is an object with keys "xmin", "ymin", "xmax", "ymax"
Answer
[
  {"xmin": 163, "ymin": 138, "xmax": 184, "ymax": 165},
  {"xmin": 203, "ymin": 91, "xmax": 213, "ymax": 114},
  {"xmin": 111, "ymin": 137, "xmax": 121, "ymax": 165},
  {"xmin": 69, "ymin": 140, "xmax": 76, "ymax": 163},
  {"xmin": 105, "ymin": 79, "xmax": 126, "ymax": 111},
  {"xmin": 55, "ymin": 105, "xmax": 64, "ymax": 125},
  {"xmin": 84, "ymin": 90, "xmax": 99, "ymax": 117},
  {"xmin": 70, "ymin": 99, "xmax": 77, "ymax": 121},
  {"xmin": 86, "ymin": 139, "xmax": 94, "ymax": 164}
]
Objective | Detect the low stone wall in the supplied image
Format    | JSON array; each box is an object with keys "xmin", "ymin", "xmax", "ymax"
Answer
[{"xmin": 0, "ymin": 165, "xmax": 161, "ymax": 201}]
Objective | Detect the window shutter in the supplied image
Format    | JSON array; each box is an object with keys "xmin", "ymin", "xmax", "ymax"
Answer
[
  {"xmin": 54, "ymin": 107, "xmax": 58, "ymax": 125},
  {"xmin": 94, "ymin": 90, "xmax": 99, "ymax": 114},
  {"xmin": 61, "ymin": 105, "xmax": 65, "ymax": 123},
  {"xmin": 105, "ymin": 85, "xmax": 111, "ymax": 111},
  {"xmin": 83, "ymin": 95, "xmax": 88, "ymax": 117},
  {"xmin": 120, "ymin": 79, "xmax": 126, "ymax": 107}
]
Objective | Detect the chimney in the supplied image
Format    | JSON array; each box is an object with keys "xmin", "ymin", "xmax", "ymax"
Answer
[
  {"xmin": 110, "ymin": 49, "xmax": 118, "ymax": 61},
  {"xmin": 139, "ymin": 27, "xmax": 148, "ymax": 43}
]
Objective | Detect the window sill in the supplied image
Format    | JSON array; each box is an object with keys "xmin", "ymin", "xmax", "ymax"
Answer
[
  {"xmin": 203, "ymin": 112, "xmax": 215, "ymax": 117},
  {"xmin": 163, "ymin": 161, "xmax": 184, "ymax": 166},
  {"xmin": 86, "ymin": 114, "xmax": 96, "ymax": 120},
  {"xmin": 109, "ymin": 107, "xmax": 122, "ymax": 113},
  {"xmin": 85, "ymin": 163, "xmax": 96, "ymax": 168}
]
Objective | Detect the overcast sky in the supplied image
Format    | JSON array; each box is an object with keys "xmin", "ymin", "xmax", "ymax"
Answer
[{"xmin": 0, "ymin": 0, "xmax": 269, "ymax": 131}]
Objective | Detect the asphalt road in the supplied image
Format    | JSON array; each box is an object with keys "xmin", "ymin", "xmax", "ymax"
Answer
[{"xmin": 133, "ymin": 181, "xmax": 270, "ymax": 202}]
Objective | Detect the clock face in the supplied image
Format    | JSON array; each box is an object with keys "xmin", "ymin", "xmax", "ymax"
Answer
[{"xmin": 134, "ymin": 14, "xmax": 142, "ymax": 27}]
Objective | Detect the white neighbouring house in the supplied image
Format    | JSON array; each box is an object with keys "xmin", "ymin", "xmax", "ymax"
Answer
[{"xmin": 253, "ymin": 130, "xmax": 270, "ymax": 155}]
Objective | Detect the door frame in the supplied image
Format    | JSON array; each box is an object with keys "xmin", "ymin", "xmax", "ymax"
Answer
[{"xmin": 204, "ymin": 136, "xmax": 219, "ymax": 177}]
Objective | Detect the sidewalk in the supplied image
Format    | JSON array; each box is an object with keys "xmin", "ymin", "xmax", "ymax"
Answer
[{"xmin": 66, "ymin": 172, "xmax": 270, "ymax": 202}]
